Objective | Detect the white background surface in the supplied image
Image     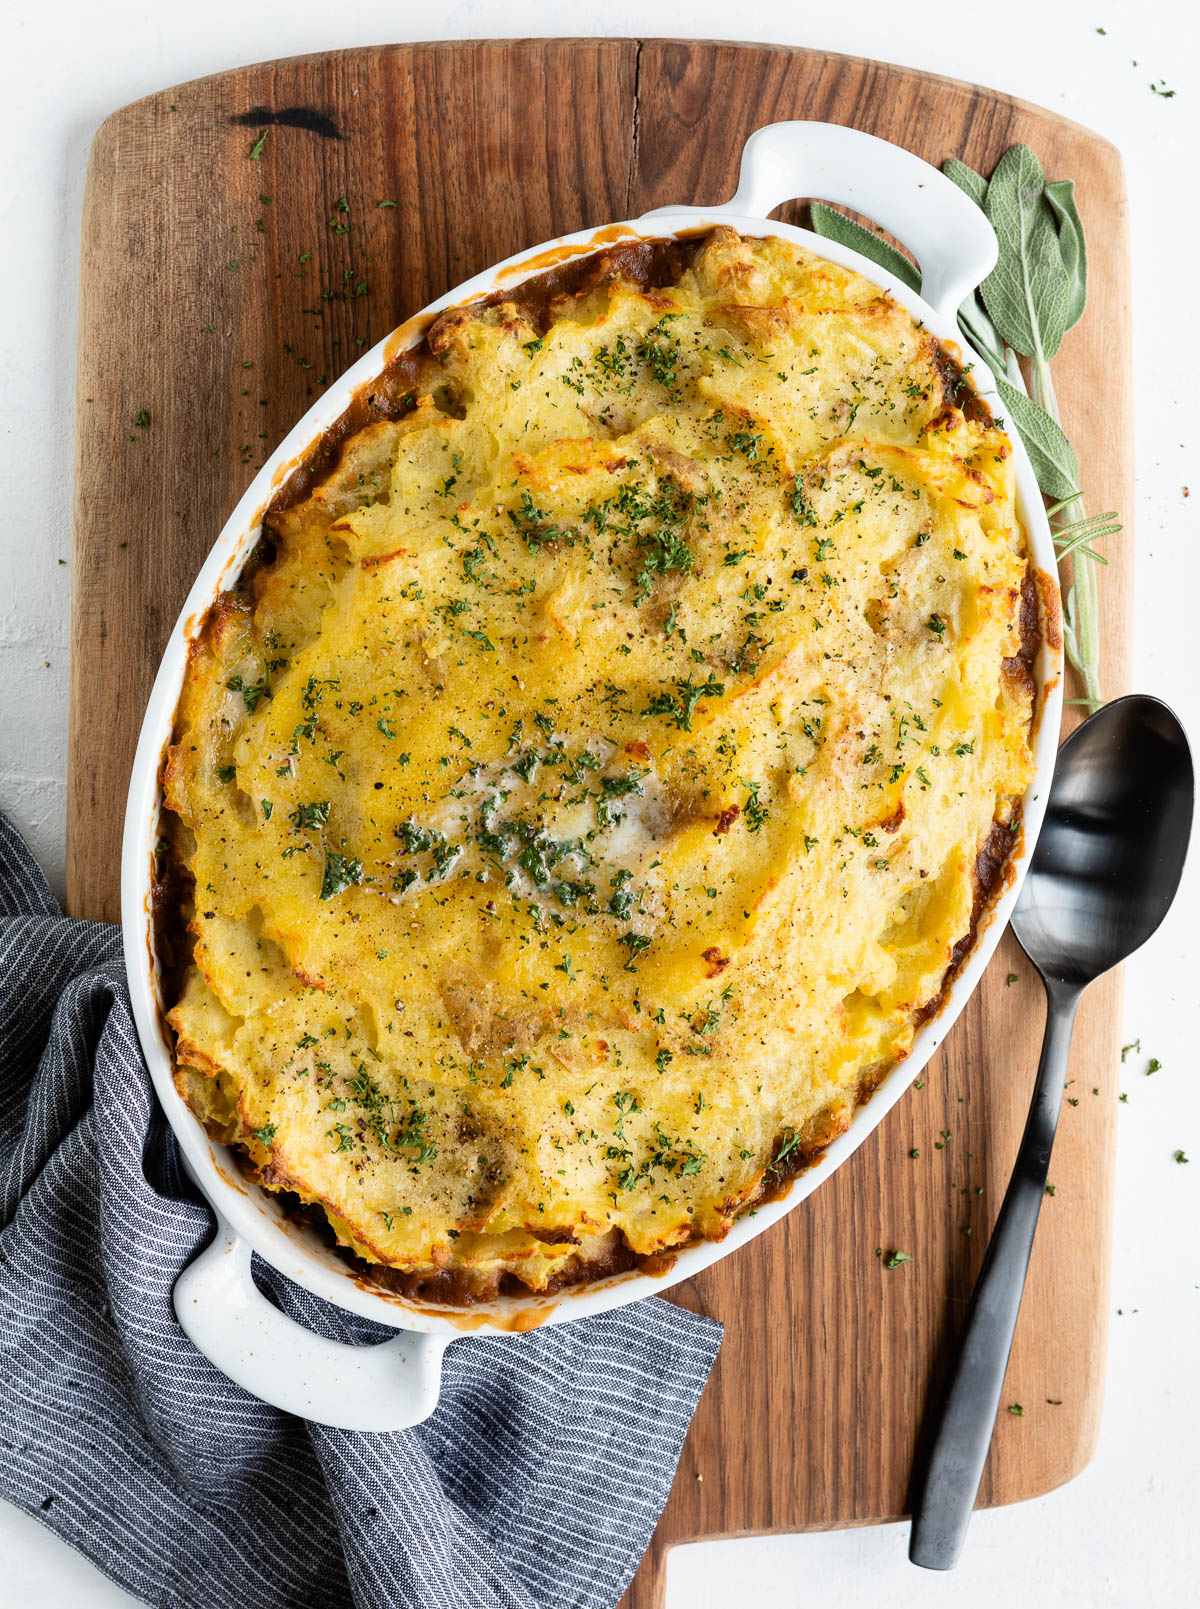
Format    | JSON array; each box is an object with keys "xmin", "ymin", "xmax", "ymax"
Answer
[{"xmin": 1, "ymin": 2, "xmax": 1197, "ymax": 1605}]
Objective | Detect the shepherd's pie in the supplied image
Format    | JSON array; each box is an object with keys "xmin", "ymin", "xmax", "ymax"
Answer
[{"xmin": 158, "ymin": 227, "xmax": 1038, "ymax": 1303}]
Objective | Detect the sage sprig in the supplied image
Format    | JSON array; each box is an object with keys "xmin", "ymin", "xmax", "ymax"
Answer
[{"xmin": 811, "ymin": 148, "xmax": 1116, "ymax": 710}]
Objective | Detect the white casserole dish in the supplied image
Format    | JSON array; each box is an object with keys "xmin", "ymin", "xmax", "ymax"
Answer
[{"xmin": 121, "ymin": 120, "xmax": 1063, "ymax": 1430}]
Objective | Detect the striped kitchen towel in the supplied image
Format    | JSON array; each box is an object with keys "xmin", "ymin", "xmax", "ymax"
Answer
[{"xmin": 0, "ymin": 813, "xmax": 721, "ymax": 1609}]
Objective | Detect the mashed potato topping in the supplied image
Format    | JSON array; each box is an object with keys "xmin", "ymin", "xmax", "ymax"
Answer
[{"xmin": 162, "ymin": 228, "xmax": 1035, "ymax": 1302}]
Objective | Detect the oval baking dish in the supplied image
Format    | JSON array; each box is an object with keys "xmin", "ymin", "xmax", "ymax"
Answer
[{"xmin": 122, "ymin": 121, "xmax": 1063, "ymax": 1431}]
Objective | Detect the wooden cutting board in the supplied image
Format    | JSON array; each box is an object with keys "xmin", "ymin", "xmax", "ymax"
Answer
[{"xmin": 67, "ymin": 40, "xmax": 1131, "ymax": 1608}]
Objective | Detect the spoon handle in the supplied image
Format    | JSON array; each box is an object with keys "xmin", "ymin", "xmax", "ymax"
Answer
[{"xmin": 909, "ymin": 978, "xmax": 1082, "ymax": 1570}]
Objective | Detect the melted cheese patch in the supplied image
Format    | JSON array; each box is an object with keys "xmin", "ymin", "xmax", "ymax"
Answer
[{"xmin": 164, "ymin": 229, "xmax": 1034, "ymax": 1300}]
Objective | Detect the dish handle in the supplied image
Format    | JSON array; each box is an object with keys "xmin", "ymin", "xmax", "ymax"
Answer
[
  {"xmin": 173, "ymin": 1218, "xmax": 448, "ymax": 1431},
  {"xmin": 642, "ymin": 120, "xmax": 997, "ymax": 325}
]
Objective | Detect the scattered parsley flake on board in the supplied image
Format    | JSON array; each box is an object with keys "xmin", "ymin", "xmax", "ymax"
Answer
[
  {"xmin": 883, "ymin": 1250, "xmax": 911, "ymax": 1270},
  {"xmin": 1008, "ymin": 1403, "xmax": 1025, "ymax": 1416},
  {"xmin": 249, "ymin": 129, "xmax": 268, "ymax": 161}
]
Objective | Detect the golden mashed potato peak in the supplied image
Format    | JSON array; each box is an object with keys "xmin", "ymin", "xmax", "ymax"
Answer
[{"xmin": 161, "ymin": 228, "xmax": 1035, "ymax": 1303}]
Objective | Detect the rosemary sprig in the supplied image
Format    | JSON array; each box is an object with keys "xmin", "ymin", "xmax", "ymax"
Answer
[
  {"xmin": 811, "ymin": 147, "xmax": 1117, "ymax": 710},
  {"xmin": 1050, "ymin": 507, "xmax": 1118, "ymax": 566}
]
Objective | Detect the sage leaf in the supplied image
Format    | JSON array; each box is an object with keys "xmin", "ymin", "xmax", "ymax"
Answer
[
  {"xmin": 809, "ymin": 202, "xmax": 921, "ymax": 292},
  {"xmin": 943, "ymin": 157, "xmax": 989, "ymax": 208},
  {"xmin": 1045, "ymin": 179, "xmax": 1088, "ymax": 330},
  {"xmin": 981, "ymin": 145, "xmax": 1072, "ymax": 361},
  {"xmin": 995, "ymin": 376, "xmax": 1081, "ymax": 501}
]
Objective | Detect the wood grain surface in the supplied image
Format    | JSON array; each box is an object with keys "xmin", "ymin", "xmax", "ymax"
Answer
[{"xmin": 67, "ymin": 40, "xmax": 1132, "ymax": 1609}]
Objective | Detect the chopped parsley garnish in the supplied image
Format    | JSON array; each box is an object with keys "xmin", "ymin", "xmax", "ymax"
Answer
[
  {"xmin": 586, "ymin": 481, "xmax": 693, "ymax": 601},
  {"xmin": 226, "ymin": 674, "xmax": 270, "ymax": 712},
  {"xmin": 394, "ymin": 1106, "xmax": 438, "ymax": 1164},
  {"xmin": 607, "ymin": 868, "xmax": 634, "ymax": 918},
  {"xmin": 791, "ymin": 484, "xmax": 818, "ymax": 527},
  {"xmin": 320, "ymin": 852, "xmax": 363, "ymax": 899},
  {"xmin": 642, "ymin": 676, "xmax": 724, "ymax": 731},
  {"xmin": 397, "ymin": 821, "xmax": 437, "ymax": 853},
  {"xmin": 291, "ymin": 800, "xmax": 331, "ymax": 831},
  {"xmin": 596, "ymin": 771, "xmax": 644, "ymax": 825},
  {"xmin": 763, "ymin": 1128, "xmax": 804, "ymax": 1183},
  {"xmin": 727, "ymin": 429, "xmax": 763, "ymax": 461},
  {"xmin": 743, "ymin": 781, "xmax": 769, "ymax": 832},
  {"xmin": 639, "ymin": 314, "xmax": 683, "ymax": 396},
  {"xmin": 509, "ymin": 490, "xmax": 570, "ymax": 551}
]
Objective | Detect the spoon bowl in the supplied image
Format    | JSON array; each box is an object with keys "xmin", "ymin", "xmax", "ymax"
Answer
[
  {"xmin": 910, "ymin": 694, "xmax": 1193, "ymax": 1571},
  {"xmin": 1012, "ymin": 695, "xmax": 1194, "ymax": 987}
]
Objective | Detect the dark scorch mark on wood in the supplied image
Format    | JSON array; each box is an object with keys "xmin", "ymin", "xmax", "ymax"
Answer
[{"xmin": 230, "ymin": 106, "xmax": 342, "ymax": 139}]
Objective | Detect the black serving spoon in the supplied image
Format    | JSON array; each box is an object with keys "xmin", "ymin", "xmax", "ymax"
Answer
[{"xmin": 909, "ymin": 694, "xmax": 1194, "ymax": 1571}]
